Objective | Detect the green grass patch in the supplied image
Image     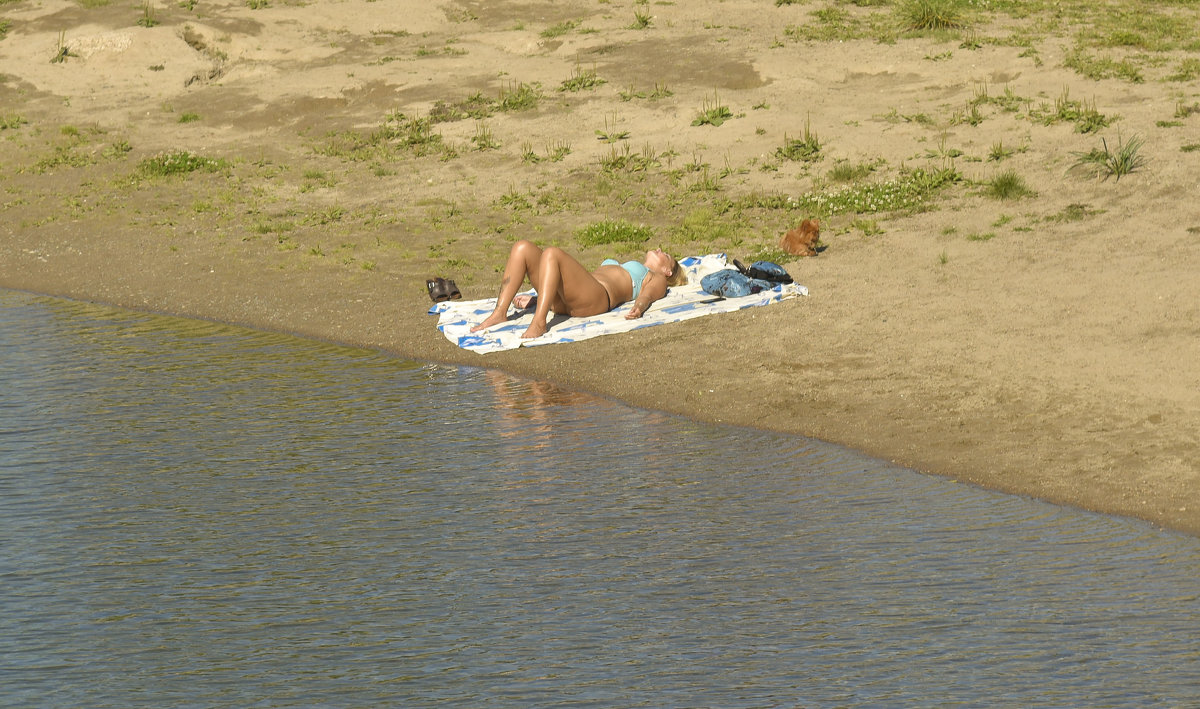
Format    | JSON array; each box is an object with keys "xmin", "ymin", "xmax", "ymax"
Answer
[
  {"xmin": 317, "ymin": 111, "xmax": 448, "ymax": 161},
  {"xmin": 577, "ymin": 219, "xmax": 654, "ymax": 246},
  {"xmin": 1045, "ymin": 203, "xmax": 1100, "ymax": 223},
  {"xmin": 751, "ymin": 165, "xmax": 960, "ymax": 218},
  {"xmin": 1166, "ymin": 59, "xmax": 1200, "ymax": 82},
  {"xmin": 1175, "ymin": 102, "xmax": 1200, "ymax": 119},
  {"xmin": 429, "ymin": 93, "xmax": 492, "ymax": 122},
  {"xmin": 597, "ymin": 144, "xmax": 661, "ymax": 173},
  {"xmin": 541, "ymin": 19, "xmax": 580, "ymax": 38},
  {"xmin": 852, "ymin": 218, "xmax": 884, "ymax": 236},
  {"xmin": 670, "ymin": 206, "xmax": 736, "ymax": 249},
  {"xmin": 559, "ymin": 66, "xmax": 606, "ymax": 92},
  {"xmin": 1064, "ymin": 47, "xmax": 1143, "ymax": 83},
  {"xmin": 784, "ymin": 6, "xmax": 874, "ymax": 42},
  {"xmin": 496, "ymin": 82, "xmax": 541, "ymax": 112},
  {"xmin": 1029, "ymin": 87, "xmax": 1111, "ymax": 134},
  {"xmin": 137, "ymin": 150, "xmax": 228, "ymax": 177},
  {"xmin": 828, "ymin": 160, "xmax": 878, "ymax": 182}
]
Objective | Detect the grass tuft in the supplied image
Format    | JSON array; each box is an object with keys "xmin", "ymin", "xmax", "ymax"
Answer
[
  {"xmin": 899, "ymin": 0, "xmax": 966, "ymax": 32},
  {"xmin": 1071, "ymin": 133, "xmax": 1146, "ymax": 182},
  {"xmin": 559, "ymin": 66, "xmax": 606, "ymax": 92},
  {"xmin": 986, "ymin": 170, "xmax": 1036, "ymax": 200},
  {"xmin": 692, "ymin": 94, "xmax": 733, "ymax": 127},
  {"xmin": 776, "ymin": 120, "xmax": 822, "ymax": 162},
  {"xmin": 136, "ymin": 0, "xmax": 158, "ymax": 27}
]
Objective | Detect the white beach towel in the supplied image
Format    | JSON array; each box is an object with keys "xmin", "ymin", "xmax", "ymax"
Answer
[{"xmin": 428, "ymin": 254, "xmax": 808, "ymax": 354}]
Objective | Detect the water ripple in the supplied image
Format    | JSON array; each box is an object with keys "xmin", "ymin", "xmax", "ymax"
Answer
[{"xmin": 3, "ymin": 290, "xmax": 1200, "ymax": 707}]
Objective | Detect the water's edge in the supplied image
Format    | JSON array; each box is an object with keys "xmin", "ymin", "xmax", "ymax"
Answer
[{"xmin": 2, "ymin": 286, "xmax": 1187, "ymax": 540}]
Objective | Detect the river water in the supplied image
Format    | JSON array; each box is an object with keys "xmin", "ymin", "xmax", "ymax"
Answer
[{"xmin": 2, "ymin": 290, "xmax": 1198, "ymax": 707}]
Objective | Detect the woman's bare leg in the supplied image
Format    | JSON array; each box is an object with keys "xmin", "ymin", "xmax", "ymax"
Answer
[
  {"xmin": 523, "ymin": 246, "xmax": 609, "ymax": 339},
  {"xmin": 471, "ymin": 240, "xmax": 543, "ymax": 332}
]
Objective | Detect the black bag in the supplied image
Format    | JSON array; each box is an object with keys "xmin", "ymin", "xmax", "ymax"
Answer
[{"xmin": 733, "ymin": 259, "xmax": 793, "ymax": 284}]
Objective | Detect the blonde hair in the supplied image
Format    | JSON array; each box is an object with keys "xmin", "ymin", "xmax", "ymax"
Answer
[{"xmin": 665, "ymin": 258, "xmax": 688, "ymax": 287}]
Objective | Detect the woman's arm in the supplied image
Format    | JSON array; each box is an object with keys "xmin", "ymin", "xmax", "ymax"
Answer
[{"xmin": 624, "ymin": 274, "xmax": 669, "ymax": 319}]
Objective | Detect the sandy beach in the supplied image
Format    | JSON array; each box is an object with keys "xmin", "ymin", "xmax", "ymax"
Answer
[{"xmin": 3, "ymin": 0, "xmax": 1199, "ymax": 534}]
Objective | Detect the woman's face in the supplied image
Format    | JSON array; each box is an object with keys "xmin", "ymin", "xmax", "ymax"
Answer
[{"xmin": 645, "ymin": 248, "xmax": 675, "ymax": 276}]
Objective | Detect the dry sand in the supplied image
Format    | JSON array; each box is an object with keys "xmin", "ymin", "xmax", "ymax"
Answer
[{"xmin": 2, "ymin": 0, "xmax": 1199, "ymax": 534}]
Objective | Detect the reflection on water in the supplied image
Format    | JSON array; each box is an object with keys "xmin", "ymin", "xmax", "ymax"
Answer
[{"xmin": 2, "ymin": 290, "xmax": 1200, "ymax": 708}]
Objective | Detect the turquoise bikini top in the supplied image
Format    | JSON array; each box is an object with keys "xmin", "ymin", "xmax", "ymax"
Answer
[{"xmin": 602, "ymin": 259, "xmax": 650, "ymax": 301}]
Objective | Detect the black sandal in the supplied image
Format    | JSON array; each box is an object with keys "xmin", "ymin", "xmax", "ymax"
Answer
[{"xmin": 445, "ymin": 279, "xmax": 462, "ymax": 300}]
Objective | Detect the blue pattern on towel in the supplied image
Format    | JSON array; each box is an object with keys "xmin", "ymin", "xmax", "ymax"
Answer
[{"xmin": 428, "ymin": 254, "xmax": 807, "ymax": 353}]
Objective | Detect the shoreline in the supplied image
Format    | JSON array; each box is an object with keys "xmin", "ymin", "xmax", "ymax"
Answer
[
  {"xmin": 5, "ymin": 262, "xmax": 1198, "ymax": 539},
  {"xmin": 3, "ymin": 0, "xmax": 1198, "ymax": 536}
]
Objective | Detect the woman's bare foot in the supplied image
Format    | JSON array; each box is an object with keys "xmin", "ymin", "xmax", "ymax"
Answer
[
  {"xmin": 521, "ymin": 320, "xmax": 548, "ymax": 339},
  {"xmin": 471, "ymin": 312, "xmax": 509, "ymax": 332}
]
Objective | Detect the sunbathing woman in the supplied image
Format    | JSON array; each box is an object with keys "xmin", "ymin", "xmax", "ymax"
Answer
[{"xmin": 471, "ymin": 239, "xmax": 688, "ymax": 339}]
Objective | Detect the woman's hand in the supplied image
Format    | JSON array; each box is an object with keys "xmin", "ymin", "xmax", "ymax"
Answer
[{"xmin": 625, "ymin": 303, "xmax": 645, "ymax": 319}]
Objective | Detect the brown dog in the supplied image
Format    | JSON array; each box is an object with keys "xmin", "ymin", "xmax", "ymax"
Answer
[{"xmin": 779, "ymin": 219, "xmax": 820, "ymax": 257}]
